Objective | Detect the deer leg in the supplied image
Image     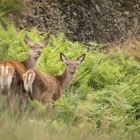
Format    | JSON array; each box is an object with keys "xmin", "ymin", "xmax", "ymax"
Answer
[
  {"xmin": 42, "ymin": 98, "xmax": 54, "ymax": 118},
  {"xmin": 19, "ymin": 88, "xmax": 28, "ymax": 116},
  {"xmin": 0, "ymin": 86, "xmax": 2, "ymax": 95},
  {"xmin": 6, "ymin": 88, "xmax": 16, "ymax": 110}
]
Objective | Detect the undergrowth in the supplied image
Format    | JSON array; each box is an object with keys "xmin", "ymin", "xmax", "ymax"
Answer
[
  {"xmin": 0, "ymin": 25, "xmax": 140, "ymax": 140},
  {"xmin": 0, "ymin": 0, "xmax": 25, "ymax": 25}
]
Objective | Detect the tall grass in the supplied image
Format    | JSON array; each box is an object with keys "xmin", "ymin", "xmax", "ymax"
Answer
[
  {"xmin": 58, "ymin": 0, "xmax": 83, "ymax": 3},
  {"xmin": 106, "ymin": 38, "xmax": 140, "ymax": 61},
  {"xmin": 0, "ymin": 0, "xmax": 24, "ymax": 16},
  {"xmin": 0, "ymin": 25, "xmax": 140, "ymax": 140},
  {"xmin": 0, "ymin": 0, "xmax": 25, "ymax": 25}
]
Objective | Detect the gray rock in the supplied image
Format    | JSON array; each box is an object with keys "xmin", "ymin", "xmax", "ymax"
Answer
[{"xmin": 18, "ymin": 0, "xmax": 140, "ymax": 43}]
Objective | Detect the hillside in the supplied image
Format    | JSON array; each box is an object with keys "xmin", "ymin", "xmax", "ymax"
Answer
[
  {"xmin": 0, "ymin": 0, "xmax": 140, "ymax": 140},
  {"xmin": 4, "ymin": 0, "xmax": 140, "ymax": 43}
]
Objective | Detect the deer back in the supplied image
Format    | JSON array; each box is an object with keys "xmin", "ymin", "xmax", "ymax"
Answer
[
  {"xmin": 0, "ymin": 60, "xmax": 26, "ymax": 79},
  {"xmin": 0, "ymin": 60, "xmax": 26, "ymax": 95},
  {"xmin": 23, "ymin": 69, "xmax": 61, "ymax": 102}
]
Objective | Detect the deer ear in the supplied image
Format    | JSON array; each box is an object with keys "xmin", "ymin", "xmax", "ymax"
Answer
[
  {"xmin": 24, "ymin": 35, "xmax": 33, "ymax": 47},
  {"xmin": 77, "ymin": 54, "xmax": 86, "ymax": 63},
  {"xmin": 60, "ymin": 52, "xmax": 67, "ymax": 63},
  {"xmin": 41, "ymin": 34, "xmax": 50, "ymax": 47}
]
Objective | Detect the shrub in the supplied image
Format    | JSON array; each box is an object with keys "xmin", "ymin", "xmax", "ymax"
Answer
[{"xmin": 0, "ymin": 25, "xmax": 140, "ymax": 139}]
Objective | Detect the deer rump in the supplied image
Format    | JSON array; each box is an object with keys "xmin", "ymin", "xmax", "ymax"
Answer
[
  {"xmin": 23, "ymin": 69, "xmax": 61, "ymax": 103},
  {"xmin": 0, "ymin": 60, "xmax": 26, "ymax": 95}
]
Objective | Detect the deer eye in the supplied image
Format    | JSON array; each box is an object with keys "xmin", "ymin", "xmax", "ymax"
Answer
[{"xmin": 30, "ymin": 45, "xmax": 34, "ymax": 49}]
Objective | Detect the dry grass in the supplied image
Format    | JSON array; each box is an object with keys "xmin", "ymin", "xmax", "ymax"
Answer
[{"xmin": 106, "ymin": 38, "xmax": 140, "ymax": 60}]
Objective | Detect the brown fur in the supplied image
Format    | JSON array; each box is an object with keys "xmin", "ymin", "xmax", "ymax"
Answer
[
  {"xmin": 0, "ymin": 35, "xmax": 49, "ymax": 110},
  {"xmin": 0, "ymin": 60, "xmax": 26, "ymax": 79},
  {"xmin": 21, "ymin": 35, "xmax": 49, "ymax": 69},
  {"xmin": 22, "ymin": 53, "xmax": 86, "ymax": 113},
  {"xmin": 0, "ymin": 60, "xmax": 26, "ymax": 108},
  {"xmin": 32, "ymin": 70, "xmax": 61, "ymax": 102}
]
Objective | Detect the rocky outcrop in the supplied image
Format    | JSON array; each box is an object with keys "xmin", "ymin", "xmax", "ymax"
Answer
[{"xmin": 17, "ymin": 0, "xmax": 140, "ymax": 43}]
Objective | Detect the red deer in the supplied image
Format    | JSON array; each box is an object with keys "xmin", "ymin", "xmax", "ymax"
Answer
[
  {"xmin": 0, "ymin": 35, "xmax": 49, "ymax": 109},
  {"xmin": 22, "ymin": 53, "xmax": 86, "ymax": 113},
  {"xmin": 21, "ymin": 35, "xmax": 49, "ymax": 69}
]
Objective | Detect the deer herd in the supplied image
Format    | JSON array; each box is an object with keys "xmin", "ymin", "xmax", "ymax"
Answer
[{"xmin": 0, "ymin": 35, "xmax": 86, "ymax": 115}]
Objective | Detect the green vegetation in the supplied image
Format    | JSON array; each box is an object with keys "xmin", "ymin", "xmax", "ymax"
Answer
[
  {"xmin": 0, "ymin": 25, "xmax": 140, "ymax": 140},
  {"xmin": 0, "ymin": 0, "xmax": 24, "ymax": 16},
  {"xmin": 58, "ymin": 0, "xmax": 83, "ymax": 3},
  {"xmin": 0, "ymin": 0, "xmax": 25, "ymax": 25}
]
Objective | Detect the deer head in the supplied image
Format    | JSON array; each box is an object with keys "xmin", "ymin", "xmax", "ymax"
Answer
[
  {"xmin": 24, "ymin": 35, "xmax": 49, "ymax": 60},
  {"xmin": 60, "ymin": 52, "xmax": 86, "ymax": 75}
]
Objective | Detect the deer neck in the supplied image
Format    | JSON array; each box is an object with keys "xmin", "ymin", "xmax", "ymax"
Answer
[
  {"xmin": 57, "ymin": 68, "xmax": 75, "ymax": 91},
  {"xmin": 22, "ymin": 54, "xmax": 38, "ymax": 70}
]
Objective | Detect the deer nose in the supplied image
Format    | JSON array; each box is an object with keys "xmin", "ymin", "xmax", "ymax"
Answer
[
  {"xmin": 37, "ymin": 50, "xmax": 41, "ymax": 55},
  {"xmin": 72, "ymin": 65, "xmax": 76, "ymax": 69}
]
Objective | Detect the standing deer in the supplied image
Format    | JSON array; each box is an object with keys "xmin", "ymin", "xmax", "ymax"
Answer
[
  {"xmin": 22, "ymin": 52, "xmax": 86, "ymax": 113},
  {"xmin": 21, "ymin": 35, "xmax": 49, "ymax": 69},
  {"xmin": 0, "ymin": 35, "xmax": 49, "ymax": 109}
]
